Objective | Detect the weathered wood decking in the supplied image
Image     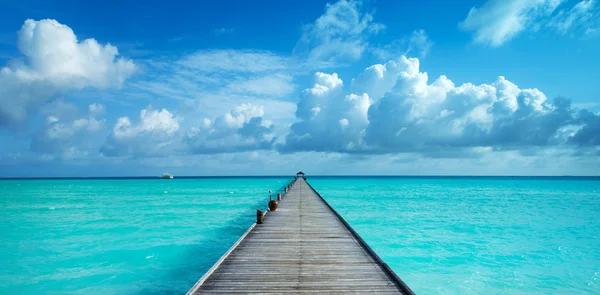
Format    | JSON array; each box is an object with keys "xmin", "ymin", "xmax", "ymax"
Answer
[{"xmin": 187, "ymin": 177, "xmax": 414, "ymax": 294}]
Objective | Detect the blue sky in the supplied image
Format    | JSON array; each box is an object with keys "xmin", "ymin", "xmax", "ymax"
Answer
[{"xmin": 0, "ymin": 0, "xmax": 599, "ymax": 177}]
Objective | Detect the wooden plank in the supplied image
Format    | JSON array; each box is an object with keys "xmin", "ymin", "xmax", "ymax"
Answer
[
  {"xmin": 187, "ymin": 177, "xmax": 415, "ymax": 294},
  {"xmin": 185, "ymin": 222, "xmax": 257, "ymax": 295}
]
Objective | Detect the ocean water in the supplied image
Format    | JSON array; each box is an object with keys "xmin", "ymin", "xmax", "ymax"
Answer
[
  {"xmin": 0, "ymin": 177, "xmax": 290, "ymax": 295},
  {"xmin": 310, "ymin": 177, "xmax": 600, "ymax": 294},
  {"xmin": 1, "ymin": 177, "xmax": 599, "ymax": 294}
]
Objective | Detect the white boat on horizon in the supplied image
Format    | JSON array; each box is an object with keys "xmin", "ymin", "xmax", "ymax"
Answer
[{"xmin": 160, "ymin": 173, "xmax": 174, "ymax": 179}]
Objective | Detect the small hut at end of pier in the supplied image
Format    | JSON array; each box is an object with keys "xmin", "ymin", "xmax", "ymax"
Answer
[{"xmin": 296, "ymin": 171, "xmax": 306, "ymax": 179}]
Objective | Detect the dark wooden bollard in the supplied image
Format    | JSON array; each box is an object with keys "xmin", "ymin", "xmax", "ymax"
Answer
[
  {"xmin": 256, "ymin": 209, "xmax": 264, "ymax": 224},
  {"xmin": 277, "ymin": 193, "xmax": 282, "ymax": 201},
  {"xmin": 268, "ymin": 200, "xmax": 278, "ymax": 211}
]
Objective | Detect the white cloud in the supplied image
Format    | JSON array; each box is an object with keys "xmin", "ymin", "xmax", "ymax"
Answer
[
  {"xmin": 571, "ymin": 108, "xmax": 600, "ymax": 146},
  {"xmin": 88, "ymin": 103, "xmax": 105, "ymax": 116},
  {"xmin": 548, "ymin": 0, "xmax": 598, "ymax": 34},
  {"xmin": 370, "ymin": 29, "xmax": 433, "ymax": 63},
  {"xmin": 460, "ymin": 0, "xmax": 563, "ymax": 46},
  {"xmin": 282, "ymin": 56, "xmax": 598, "ymax": 156},
  {"xmin": 295, "ymin": 0, "xmax": 384, "ymax": 62},
  {"xmin": 214, "ymin": 103, "xmax": 264, "ymax": 130},
  {"xmin": 0, "ymin": 19, "xmax": 136, "ymax": 126},
  {"xmin": 31, "ymin": 103, "xmax": 106, "ymax": 155},
  {"xmin": 460, "ymin": 0, "xmax": 598, "ymax": 46},
  {"xmin": 406, "ymin": 30, "xmax": 433, "ymax": 57},
  {"xmin": 129, "ymin": 49, "xmax": 294, "ymax": 106},
  {"xmin": 114, "ymin": 108, "xmax": 180, "ymax": 138},
  {"xmin": 351, "ymin": 59, "xmax": 411, "ymax": 100},
  {"xmin": 187, "ymin": 103, "xmax": 277, "ymax": 154},
  {"xmin": 101, "ymin": 103, "xmax": 278, "ymax": 157},
  {"xmin": 47, "ymin": 115, "xmax": 59, "ymax": 124},
  {"xmin": 283, "ymin": 72, "xmax": 371, "ymax": 152},
  {"xmin": 182, "ymin": 94, "xmax": 297, "ymax": 127},
  {"xmin": 101, "ymin": 107, "xmax": 181, "ymax": 157},
  {"xmin": 123, "ymin": 49, "xmax": 299, "ymax": 146},
  {"xmin": 227, "ymin": 73, "xmax": 295, "ymax": 97},
  {"xmin": 130, "ymin": 49, "xmax": 297, "ymax": 122},
  {"xmin": 296, "ymin": 72, "xmax": 344, "ymax": 119},
  {"xmin": 177, "ymin": 49, "xmax": 289, "ymax": 73}
]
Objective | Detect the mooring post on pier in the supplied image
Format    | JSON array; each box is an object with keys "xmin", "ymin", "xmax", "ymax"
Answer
[
  {"xmin": 277, "ymin": 192, "xmax": 282, "ymax": 201},
  {"xmin": 256, "ymin": 209, "xmax": 264, "ymax": 224}
]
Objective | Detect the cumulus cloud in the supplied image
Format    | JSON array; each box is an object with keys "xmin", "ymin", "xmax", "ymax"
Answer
[
  {"xmin": 186, "ymin": 104, "xmax": 277, "ymax": 154},
  {"xmin": 281, "ymin": 72, "xmax": 370, "ymax": 152},
  {"xmin": 88, "ymin": 103, "xmax": 105, "ymax": 116},
  {"xmin": 101, "ymin": 104, "xmax": 277, "ymax": 157},
  {"xmin": 282, "ymin": 56, "xmax": 598, "ymax": 157},
  {"xmin": 460, "ymin": 0, "xmax": 597, "ymax": 46},
  {"xmin": 31, "ymin": 103, "xmax": 106, "ymax": 156},
  {"xmin": 100, "ymin": 107, "xmax": 181, "ymax": 157},
  {"xmin": 350, "ymin": 59, "xmax": 413, "ymax": 100},
  {"xmin": 364, "ymin": 62, "xmax": 575, "ymax": 153},
  {"xmin": 295, "ymin": 0, "xmax": 384, "ymax": 62},
  {"xmin": 570, "ymin": 109, "xmax": 600, "ymax": 146},
  {"xmin": 0, "ymin": 19, "xmax": 136, "ymax": 126}
]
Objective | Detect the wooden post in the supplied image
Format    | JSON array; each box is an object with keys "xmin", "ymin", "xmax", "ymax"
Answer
[
  {"xmin": 277, "ymin": 193, "xmax": 282, "ymax": 201},
  {"xmin": 285, "ymin": 187, "xmax": 288, "ymax": 193},
  {"xmin": 256, "ymin": 209, "xmax": 264, "ymax": 224}
]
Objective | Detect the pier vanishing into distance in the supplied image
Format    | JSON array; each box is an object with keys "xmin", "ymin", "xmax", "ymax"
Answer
[{"xmin": 187, "ymin": 173, "xmax": 415, "ymax": 294}]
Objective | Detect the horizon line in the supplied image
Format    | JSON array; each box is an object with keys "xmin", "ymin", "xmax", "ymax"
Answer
[{"xmin": 1, "ymin": 175, "xmax": 600, "ymax": 180}]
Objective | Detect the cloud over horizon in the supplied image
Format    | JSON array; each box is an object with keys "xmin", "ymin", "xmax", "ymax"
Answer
[
  {"xmin": 0, "ymin": 0, "xmax": 598, "ymax": 176},
  {"xmin": 95, "ymin": 54, "xmax": 600, "ymax": 161},
  {"xmin": 283, "ymin": 56, "xmax": 599, "ymax": 157},
  {"xmin": 0, "ymin": 19, "xmax": 135, "ymax": 126},
  {"xmin": 100, "ymin": 103, "xmax": 277, "ymax": 158}
]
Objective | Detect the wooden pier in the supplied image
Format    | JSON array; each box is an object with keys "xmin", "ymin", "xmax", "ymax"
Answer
[{"xmin": 187, "ymin": 176, "xmax": 414, "ymax": 294}]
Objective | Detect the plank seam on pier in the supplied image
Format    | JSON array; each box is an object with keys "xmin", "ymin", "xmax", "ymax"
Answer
[{"xmin": 304, "ymin": 180, "xmax": 416, "ymax": 295}]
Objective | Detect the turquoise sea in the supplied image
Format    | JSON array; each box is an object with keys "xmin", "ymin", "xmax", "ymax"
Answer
[{"xmin": 1, "ymin": 177, "xmax": 599, "ymax": 294}]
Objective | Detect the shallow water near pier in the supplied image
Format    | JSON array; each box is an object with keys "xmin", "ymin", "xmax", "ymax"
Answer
[{"xmin": 1, "ymin": 177, "xmax": 599, "ymax": 294}]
